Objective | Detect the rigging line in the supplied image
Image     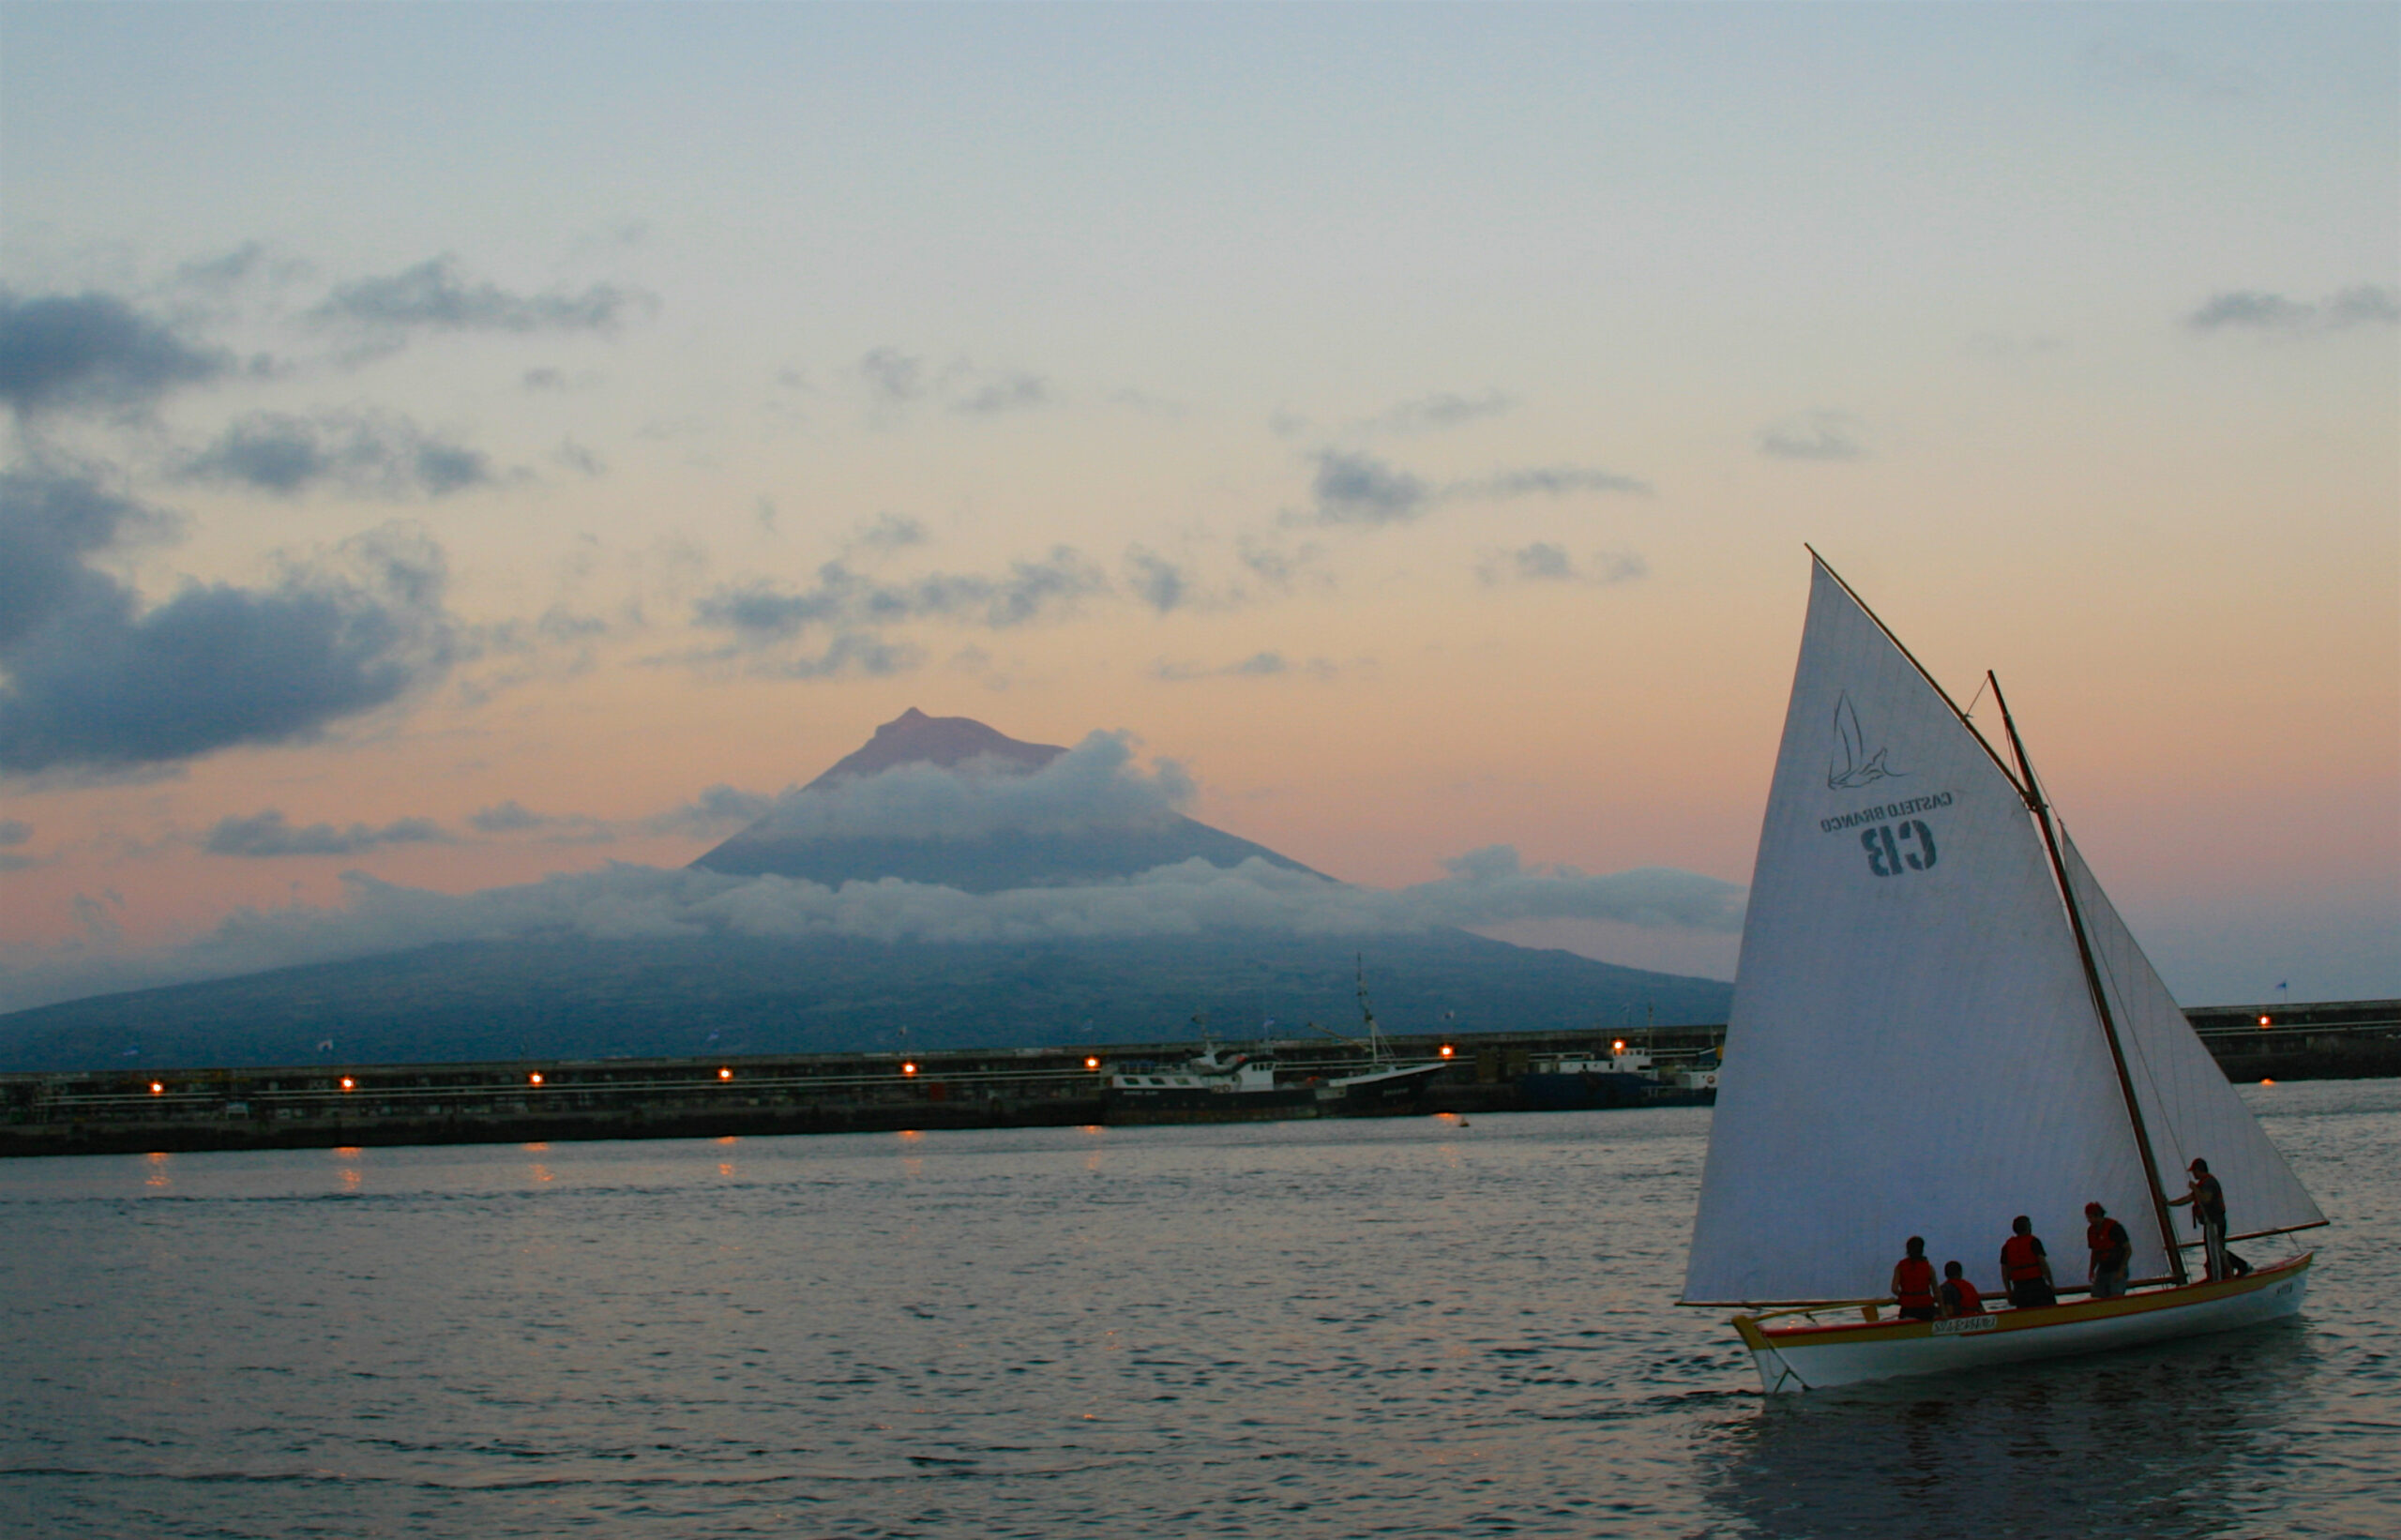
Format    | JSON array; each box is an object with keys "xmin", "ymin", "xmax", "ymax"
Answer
[
  {"xmin": 2060, "ymin": 826, "xmax": 2159, "ymax": 1098},
  {"xmin": 1961, "ymin": 672, "xmax": 1993, "ymax": 723},
  {"xmin": 2081, "ymin": 882, "xmax": 2182, "ymax": 1161},
  {"xmin": 1991, "ymin": 672, "xmax": 2188, "ymax": 1286},
  {"xmin": 2061, "ymin": 824, "xmax": 2195, "ymax": 1145}
]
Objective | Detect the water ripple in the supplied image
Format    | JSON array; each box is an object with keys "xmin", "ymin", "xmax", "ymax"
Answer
[{"xmin": 1, "ymin": 1086, "xmax": 2394, "ymax": 1537}]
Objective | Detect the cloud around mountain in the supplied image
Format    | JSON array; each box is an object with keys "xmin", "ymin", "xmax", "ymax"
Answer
[
  {"xmin": 2, "ymin": 706, "xmax": 1742, "ymax": 1013},
  {"xmin": 0, "ymin": 707, "xmax": 1742, "ymax": 1022},
  {"xmin": 0, "ymin": 849, "xmax": 1744, "ymax": 1017},
  {"xmin": 747, "ymin": 730, "xmax": 1190, "ymax": 841}
]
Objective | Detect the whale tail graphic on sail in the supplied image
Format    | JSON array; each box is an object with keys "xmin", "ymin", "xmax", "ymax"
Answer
[{"xmin": 1684, "ymin": 552, "xmax": 2322, "ymax": 1392}]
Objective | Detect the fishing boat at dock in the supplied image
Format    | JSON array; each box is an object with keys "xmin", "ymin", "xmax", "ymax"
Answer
[
  {"xmin": 1103, "ymin": 1043, "xmax": 1318, "ymax": 1123},
  {"xmin": 1309, "ymin": 960, "xmax": 1449, "ymax": 1114},
  {"xmin": 1520, "ymin": 1044, "xmax": 1656, "ymax": 1110},
  {"xmin": 1103, "ymin": 969, "xmax": 1448, "ymax": 1124},
  {"xmin": 1521, "ymin": 1039, "xmax": 1721, "ymax": 1110},
  {"xmin": 1683, "ymin": 553, "xmax": 2325, "ymax": 1393}
]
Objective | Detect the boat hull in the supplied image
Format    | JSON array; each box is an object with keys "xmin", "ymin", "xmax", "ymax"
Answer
[
  {"xmin": 1733, "ymin": 1253, "xmax": 2312, "ymax": 1393},
  {"xmin": 1103, "ymin": 1088, "xmax": 1320, "ymax": 1125},
  {"xmin": 1519, "ymin": 1071, "xmax": 1654, "ymax": 1110},
  {"xmin": 1316, "ymin": 1062, "xmax": 1447, "ymax": 1116}
]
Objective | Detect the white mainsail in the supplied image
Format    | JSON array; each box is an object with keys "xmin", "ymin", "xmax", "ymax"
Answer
[
  {"xmin": 2060, "ymin": 832, "xmax": 2326, "ymax": 1244},
  {"xmin": 1685, "ymin": 559, "xmax": 2188, "ymax": 1305}
]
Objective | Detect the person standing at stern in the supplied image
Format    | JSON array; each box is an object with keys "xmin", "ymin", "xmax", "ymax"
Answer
[{"xmin": 2168, "ymin": 1158, "xmax": 2229, "ymax": 1280}]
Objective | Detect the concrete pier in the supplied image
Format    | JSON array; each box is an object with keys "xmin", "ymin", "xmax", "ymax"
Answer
[{"xmin": 2, "ymin": 1003, "xmax": 2389, "ymax": 1158}]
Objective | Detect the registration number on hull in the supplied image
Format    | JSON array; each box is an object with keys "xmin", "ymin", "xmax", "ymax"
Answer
[{"xmin": 1931, "ymin": 1316, "xmax": 1998, "ymax": 1336}]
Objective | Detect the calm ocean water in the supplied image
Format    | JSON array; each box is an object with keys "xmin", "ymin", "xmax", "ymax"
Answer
[{"xmin": 2, "ymin": 1080, "xmax": 2393, "ymax": 1539}]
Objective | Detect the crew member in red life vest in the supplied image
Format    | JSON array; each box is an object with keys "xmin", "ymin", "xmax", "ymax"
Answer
[
  {"xmin": 1890, "ymin": 1235, "xmax": 1940, "ymax": 1321},
  {"xmin": 1939, "ymin": 1261, "xmax": 1986, "ymax": 1318},
  {"xmin": 2000, "ymin": 1215, "xmax": 2057, "ymax": 1307},
  {"xmin": 2085, "ymin": 1201, "xmax": 2134, "ymax": 1299}
]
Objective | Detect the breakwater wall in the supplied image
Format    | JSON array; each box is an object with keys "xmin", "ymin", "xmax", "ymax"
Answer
[
  {"xmin": 0, "ymin": 1025, "xmax": 1714, "ymax": 1158},
  {"xmin": 3, "ymin": 1002, "xmax": 2390, "ymax": 1158},
  {"xmin": 2183, "ymin": 999, "xmax": 2401, "ymax": 1081}
]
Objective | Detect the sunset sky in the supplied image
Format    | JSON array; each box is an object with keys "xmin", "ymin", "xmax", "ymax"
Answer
[{"xmin": 3, "ymin": 3, "xmax": 2393, "ymax": 1013}]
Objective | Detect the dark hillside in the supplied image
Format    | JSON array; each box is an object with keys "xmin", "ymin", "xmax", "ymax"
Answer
[{"xmin": 0, "ymin": 929, "xmax": 1730, "ymax": 1072}]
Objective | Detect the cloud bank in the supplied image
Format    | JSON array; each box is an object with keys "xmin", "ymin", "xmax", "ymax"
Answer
[
  {"xmin": 1153, "ymin": 651, "xmax": 1333, "ymax": 683},
  {"xmin": 0, "ymin": 466, "xmax": 456, "ymax": 776},
  {"xmin": 467, "ymin": 800, "xmax": 615, "ymax": 843},
  {"xmin": 0, "ymin": 289, "xmax": 231, "ymax": 417},
  {"xmin": 1359, "ymin": 390, "xmax": 1516, "ymax": 436},
  {"xmin": 179, "ymin": 411, "xmax": 495, "ymax": 498},
  {"xmin": 687, "ymin": 548, "xmax": 1108, "ymax": 676},
  {"xmin": 0, "ymin": 848, "xmax": 1744, "ymax": 1016},
  {"xmin": 2184, "ymin": 285, "xmax": 2398, "ymax": 335},
  {"xmin": 204, "ymin": 809, "xmax": 451, "ymax": 857},
  {"xmin": 1475, "ymin": 544, "xmax": 1647, "ymax": 586},
  {"xmin": 1298, "ymin": 450, "xmax": 1653, "ymax": 528},
  {"xmin": 854, "ymin": 348, "xmax": 1051, "ymax": 415},
  {"xmin": 1125, "ymin": 548, "xmax": 1189, "ymax": 613},
  {"xmin": 0, "ymin": 817, "xmax": 33, "ymax": 872},
  {"xmin": 310, "ymin": 257, "xmax": 653, "ymax": 338},
  {"xmin": 639, "ymin": 784, "xmax": 778, "ymax": 838},
  {"xmin": 1757, "ymin": 410, "xmax": 1867, "ymax": 461}
]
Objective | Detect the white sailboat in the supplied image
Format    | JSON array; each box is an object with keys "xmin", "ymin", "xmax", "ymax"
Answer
[{"xmin": 1684, "ymin": 554, "xmax": 2326, "ymax": 1393}]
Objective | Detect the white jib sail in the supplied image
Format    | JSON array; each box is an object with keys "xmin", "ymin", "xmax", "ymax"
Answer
[
  {"xmin": 1684, "ymin": 561, "xmax": 2169, "ymax": 1305},
  {"xmin": 2060, "ymin": 831, "xmax": 2326, "ymax": 1244}
]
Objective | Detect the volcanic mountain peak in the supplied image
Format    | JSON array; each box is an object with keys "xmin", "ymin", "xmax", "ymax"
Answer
[
  {"xmin": 804, "ymin": 707, "xmax": 1064, "ymax": 791},
  {"xmin": 694, "ymin": 708, "xmax": 1324, "ymax": 891}
]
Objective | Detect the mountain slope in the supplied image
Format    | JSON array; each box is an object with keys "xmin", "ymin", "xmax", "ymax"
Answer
[
  {"xmin": 0, "ymin": 929, "xmax": 1731, "ymax": 1072},
  {"xmin": 0, "ymin": 709, "xmax": 1736, "ymax": 1071}
]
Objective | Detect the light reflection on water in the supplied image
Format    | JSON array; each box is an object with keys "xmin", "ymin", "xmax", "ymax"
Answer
[{"xmin": 0, "ymin": 1080, "xmax": 2392, "ymax": 1538}]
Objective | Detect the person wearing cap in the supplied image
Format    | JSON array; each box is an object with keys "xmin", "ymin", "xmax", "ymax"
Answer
[
  {"xmin": 2167, "ymin": 1157, "xmax": 2229, "ymax": 1280},
  {"xmin": 2084, "ymin": 1201, "xmax": 2133, "ymax": 1299}
]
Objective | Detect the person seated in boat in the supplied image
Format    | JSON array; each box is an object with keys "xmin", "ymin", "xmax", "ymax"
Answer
[
  {"xmin": 2000, "ymin": 1215, "xmax": 2057, "ymax": 1307},
  {"xmin": 2084, "ymin": 1201, "xmax": 2133, "ymax": 1299},
  {"xmin": 1939, "ymin": 1261, "xmax": 1986, "ymax": 1318},
  {"xmin": 2167, "ymin": 1157, "xmax": 2230, "ymax": 1280},
  {"xmin": 1890, "ymin": 1236, "xmax": 1940, "ymax": 1321}
]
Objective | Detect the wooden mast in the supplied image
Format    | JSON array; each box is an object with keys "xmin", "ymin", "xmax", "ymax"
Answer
[{"xmin": 1988, "ymin": 672, "xmax": 2187, "ymax": 1286}]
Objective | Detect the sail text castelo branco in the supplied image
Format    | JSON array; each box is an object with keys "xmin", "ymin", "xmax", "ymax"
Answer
[{"xmin": 1682, "ymin": 553, "xmax": 2324, "ymax": 1392}]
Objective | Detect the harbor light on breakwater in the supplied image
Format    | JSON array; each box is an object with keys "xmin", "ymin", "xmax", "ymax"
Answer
[{"xmin": 3, "ymin": 1002, "xmax": 2393, "ymax": 1158}]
